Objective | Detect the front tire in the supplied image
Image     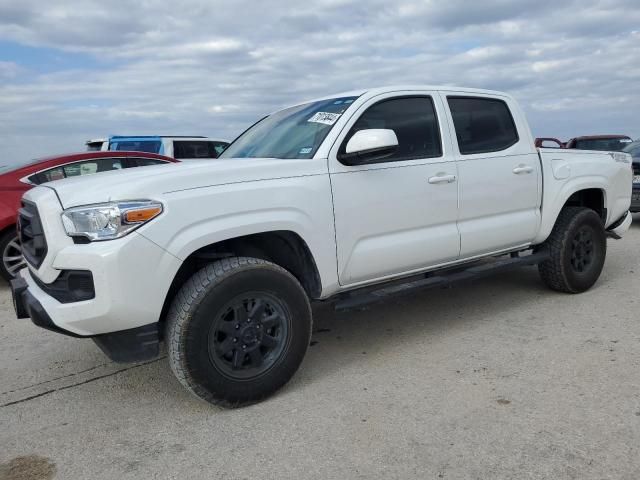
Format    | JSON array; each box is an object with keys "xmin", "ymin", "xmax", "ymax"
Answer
[
  {"xmin": 0, "ymin": 230, "xmax": 25, "ymax": 281},
  {"xmin": 538, "ymin": 207, "xmax": 607, "ymax": 293},
  {"xmin": 166, "ymin": 257, "xmax": 312, "ymax": 407}
]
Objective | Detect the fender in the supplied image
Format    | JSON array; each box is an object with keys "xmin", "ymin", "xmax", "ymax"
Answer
[
  {"xmin": 139, "ymin": 175, "xmax": 341, "ymax": 297},
  {"xmin": 162, "ymin": 209, "xmax": 316, "ymax": 261},
  {"xmin": 534, "ymin": 175, "xmax": 608, "ymax": 244}
]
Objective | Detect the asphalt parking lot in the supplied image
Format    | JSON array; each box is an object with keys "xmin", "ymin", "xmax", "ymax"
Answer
[{"xmin": 1, "ymin": 216, "xmax": 639, "ymax": 480}]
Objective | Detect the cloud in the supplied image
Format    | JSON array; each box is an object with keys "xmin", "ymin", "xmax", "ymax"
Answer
[
  {"xmin": 0, "ymin": 0, "xmax": 639, "ymax": 164},
  {"xmin": 0, "ymin": 60, "xmax": 23, "ymax": 78}
]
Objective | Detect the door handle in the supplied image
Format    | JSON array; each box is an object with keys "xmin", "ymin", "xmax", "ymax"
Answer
[
  {"xmin": 428, "ymin": 174, "xmax": 456, "ymax": 184},
  {"xmin": 513, "ymin": 165, "xmax": 534, "ymax": 174}
]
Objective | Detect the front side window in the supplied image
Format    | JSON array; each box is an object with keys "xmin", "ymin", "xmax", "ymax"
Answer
[
  {"xmin": 448, "ymin": 97, "xmax": 519, "ymax": 155},
  {"xmin": 220, "ymin": 96, "xmax": 359, "ymax": 160},
  {"xmin": 340, "ymin": 96, "xmax": 442, "ymax": 162}
]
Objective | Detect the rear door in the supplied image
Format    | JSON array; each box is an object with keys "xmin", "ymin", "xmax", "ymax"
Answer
[
  {"xmin": 329, "ymin": 92, "xmax": 460, "ymax": 286},
  {"xmin": 441, "ymin": 93, "xmax": 541, "ymax": 257}
]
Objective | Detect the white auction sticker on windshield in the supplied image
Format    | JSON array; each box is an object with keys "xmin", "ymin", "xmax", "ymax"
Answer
[{"xmin": 308, "ymin": 112, "xmax": 341, "ymax": 125}]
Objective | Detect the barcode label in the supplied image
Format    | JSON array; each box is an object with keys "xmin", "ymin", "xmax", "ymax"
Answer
[{"xmin": 308, "ymin": 112, "xmax": 341, "ymax": 126}]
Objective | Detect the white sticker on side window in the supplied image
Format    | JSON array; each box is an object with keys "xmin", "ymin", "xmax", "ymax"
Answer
[{"xmin": 308, "ymin": 112, "xmax": 341, "ymax": 126}]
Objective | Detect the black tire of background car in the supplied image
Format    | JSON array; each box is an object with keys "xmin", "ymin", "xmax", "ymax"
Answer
[
  {"xmin": 0, "ymin": 230, "xmax": 24, "ymax": 282},
  {"xmin": 166, "ymin": 256, "xmax": 312, "ymax": 407},
  {"xmin": 538, "ymin": 206, "xmax": 607, "ymax": 293}
]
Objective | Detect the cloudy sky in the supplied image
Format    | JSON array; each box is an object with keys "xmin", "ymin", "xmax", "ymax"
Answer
[{"xmin": 0, "ymin": 0, "xmax": 638, "ymax": 165}]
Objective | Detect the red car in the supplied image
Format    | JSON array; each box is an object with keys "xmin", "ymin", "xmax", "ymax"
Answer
[{"xmin": 0, "ymin": 151, "xmax": 178, "ymax": 280}]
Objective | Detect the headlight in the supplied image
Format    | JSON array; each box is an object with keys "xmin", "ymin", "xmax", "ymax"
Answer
[{"xmin": 61, "ymin": 200, "xmax": 163, "ymax": 241}]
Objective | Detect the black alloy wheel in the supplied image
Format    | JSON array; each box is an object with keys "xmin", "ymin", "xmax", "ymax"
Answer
[{"xmin": 208, "ymin": 294, "xmax": 290, "ymax": 380}]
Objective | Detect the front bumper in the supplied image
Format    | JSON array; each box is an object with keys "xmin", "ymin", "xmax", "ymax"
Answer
[
  {"xmin": 15, "ymin": 231, "xmax": 180, "ymax": 336},
  {"xmin": 10, "ymin": 230, "xmax": 179, "ymax": 363},
  {"xmin": 12, "ymin": 275, "xmax": 161, "ymax": 362},
  {"xmin": 11, "ymin": 275, "xmax": 79, "ymax": 337},
  {"xmin": 12, "ymin": 232, "xmax": 182, "ymax": 362}
]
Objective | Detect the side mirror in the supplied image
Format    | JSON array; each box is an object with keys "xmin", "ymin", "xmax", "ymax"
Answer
[{"xmin": 339, "ymin": 129, "xmax": 399, "ymax": 165}]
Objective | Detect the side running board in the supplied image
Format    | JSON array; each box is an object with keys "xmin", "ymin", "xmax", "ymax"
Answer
[{"xmin": 333, "ymin": 250, "xmax": 550, "ymax": 311}]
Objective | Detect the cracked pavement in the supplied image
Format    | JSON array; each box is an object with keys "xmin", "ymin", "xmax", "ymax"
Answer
[{"xmin": 1, "ymin": 215, "xmax": 639, "ymax": 479}]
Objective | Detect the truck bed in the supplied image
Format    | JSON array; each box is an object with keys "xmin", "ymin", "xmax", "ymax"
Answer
[{"xmin": 535, "ymin": 147, "xmax": 632, "ymax": 243}]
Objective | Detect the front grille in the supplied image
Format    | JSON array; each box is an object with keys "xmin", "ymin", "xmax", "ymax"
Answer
[{"xmin": 18, "ymin": 200, "xmax": 47, "ymax": 268}]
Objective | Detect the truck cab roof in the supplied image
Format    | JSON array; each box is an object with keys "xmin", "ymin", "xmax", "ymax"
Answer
[{"xmin": 297, "ymin": 85, "xmax": 510, "ymax": 109}]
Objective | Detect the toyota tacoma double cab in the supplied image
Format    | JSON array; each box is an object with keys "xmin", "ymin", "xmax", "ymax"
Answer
[{"xmin": 12, "ymin": 86, "xmax": 633, "ymax": 407}]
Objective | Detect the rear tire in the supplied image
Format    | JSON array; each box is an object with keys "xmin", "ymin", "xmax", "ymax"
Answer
[
  {"xmin": 166, "ymin": 257, "xmax": 312, "ymax": 407},
  {"xmin": 538, "ymin": 207, "xmax": 606, "ymax": 293},
  {"xmin": 0, "ymin": 229, "xmax": 25, "ymax": 282}
]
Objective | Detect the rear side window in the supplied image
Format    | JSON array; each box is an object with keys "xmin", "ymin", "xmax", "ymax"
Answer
[
  {"xmin": 447, "ymin": 97, "xmax": 519, "ymax": 155},
  {"xmin": 341, "ymin": 96, "xmax": 442, "ymax": 162},
  {"xmin": 63, "ymin": 158, "xmax": 123, "ymax": 177},
  {"xmin": 174, "ymin": 141, "xmax": 223, "ymax": 159}
]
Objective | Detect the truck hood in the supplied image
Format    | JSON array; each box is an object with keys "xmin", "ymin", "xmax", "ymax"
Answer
[{"xmin": 45, "ymin": 157, "xmax": 326, "ymax": 208}]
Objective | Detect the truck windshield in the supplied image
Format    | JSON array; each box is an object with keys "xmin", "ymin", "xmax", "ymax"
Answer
[
  {"xmin": 220, "ymin": 96, "xmax": 359, "ymax": 159},
  {"xmin": 574, "ymin": 138, "xmax": 632, "ymax": 151}
]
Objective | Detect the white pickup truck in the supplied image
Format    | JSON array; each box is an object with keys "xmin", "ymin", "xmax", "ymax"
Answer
[{"xmin": 12, "ymin": 86, "xmax": 633, "ymax": 407}]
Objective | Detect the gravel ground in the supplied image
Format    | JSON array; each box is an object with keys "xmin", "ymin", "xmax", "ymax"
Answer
[{"xmin": 1, "ymin": 215, "xmax": 639, "ymax": 480}]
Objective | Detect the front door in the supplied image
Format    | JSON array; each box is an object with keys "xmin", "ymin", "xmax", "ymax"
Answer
[{"xmin": 329, "ymin": 93, "xmax": 460, "ymax": 286}]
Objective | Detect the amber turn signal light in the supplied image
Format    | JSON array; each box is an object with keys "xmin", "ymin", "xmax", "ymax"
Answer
[{"xmin": 124, "ymin": 206, "xmax": 162, "ymax": 223}]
